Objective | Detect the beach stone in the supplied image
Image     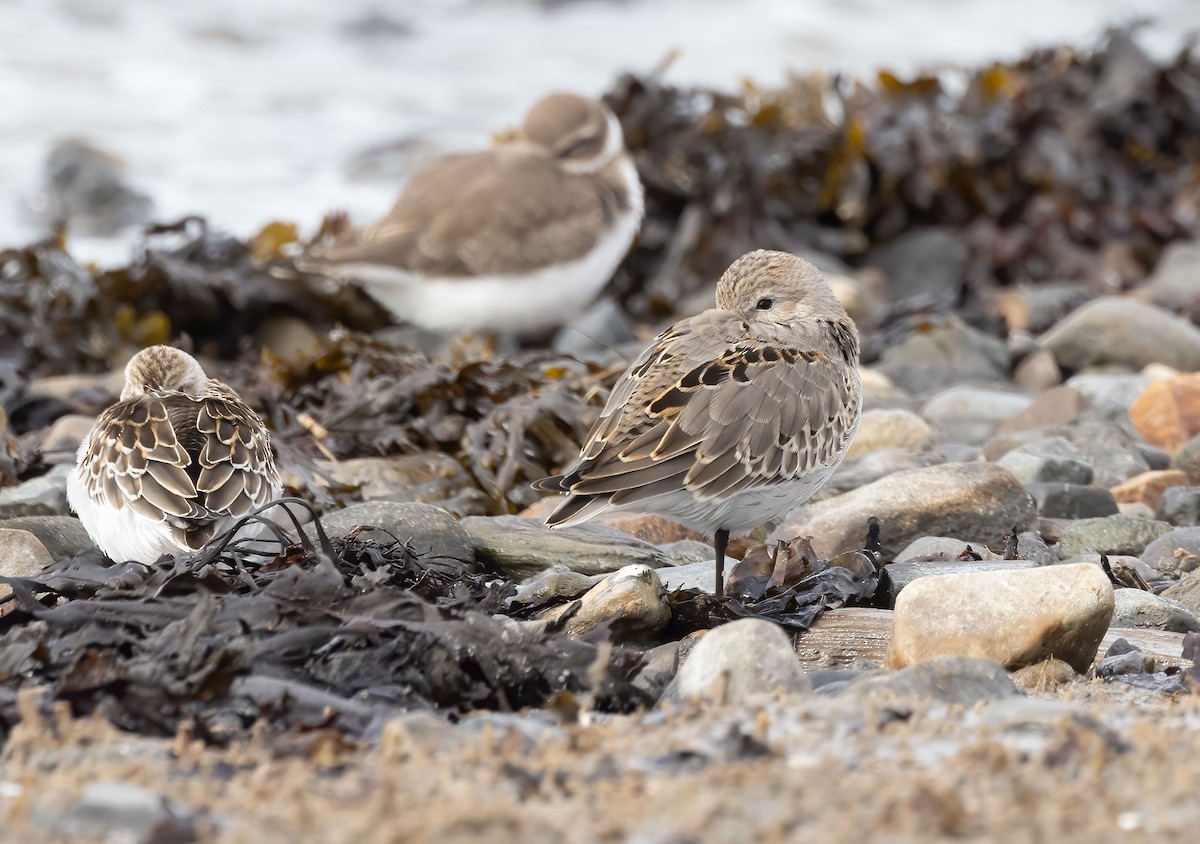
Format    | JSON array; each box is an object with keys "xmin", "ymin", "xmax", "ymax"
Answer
[
  {"xmin": 776, "ymin": 462, "xmax": 1036, "ymax": 560},
  {"xmin": 1130, "ymin": 375, "xmax": 1200, "ymax": 453},
  {"xmin": 1096, "ymin": 650, "xmax": 1155, "ymax": 677},
  {"xmin": 632, "ymin": 641, "xmax": 681, "ymax": 698},
  {"xmin": 657, "ymin": 559, "xmax": 729, "ymax": 594},
  {"xmin": 1136, "ymin": 443, "xmax": 1173, "ymax": 471},
  {"xmin": 843, "ymin": 408, "xmax": 936, "ymax": 461},
  {"xmin": 1010, "ymin": 659, "xmax": 1078, "ymax": 691},
  {"xmin": 0, "ymin": 515, "xmax": 95, "ymax": 559},
  {"xmin": 42, "ymin": 781, "xmax": 194, "ymax": 842},
  {"xmin": 983, "ymin": 420, "xmax": 1150, "ymax": 486},
  {"xmin": 1160, "ymin": 570, "xmax": 1200, "ymax": 617},
  {"xmin": 893, "ymin": 536, "xmax": 1000, "ymax": 563},
  {"xmin": 1065, "ymin": 372, "xmax": 1151, "ymax": 414},
  {"xmin": 538, "ymin": 564, "xmax": 669, "ymax": 642},
  {"xmin": 0, "ymin": 465, "xmax": 71, "ymax": 518},
  {"xmin": 1012, "ymin": 349, "xmax": 1063, "ymax": 392},
  {"xmin": 255, "ymin": 315, "xmax": 323, "ymax": 368},
  {"xmin": 37, "ymin": 413, "xmax": 93, "ymax": 464},
  {"xmin": 314, "ymin": 453, "xmax": 477, "ymax": 506},
  {"xmin": 1155, "ymin": 486, "xmax": 1200, "ymax": 526},
  {"xmin": 1142, "ymin": 240, "xmax": 1200, "ymax": 310},
  {"xmin": 27, "ymin": 370, "xmax": 124, "ymax": 403},
  {"xmin": 825, "ymin": 448, "xmax": 943, "ymax": 496},
  {"xmin": 1053, "ymin": 554, "xmax": 1165, "ymax": 589},
  {"xmin": 875, "ymin": 317, "xmax": 1009, "ymax": 396},
  {"xmin": 1110, "ymin": 470, "xmax": 1190, "ymax": 511},
  {"xmin": 521, "ymin": 499, "xmax": 703, "ymax": 545},
  {"xmin": 509, "ymin": 565, "xmax": 603, "ymax": 609},
  {"xmin": 994, "ymin": 283, "xmax": 1093, "ymax": 334},
  {"xmin": 886, "ymin": 562, "xmax": 1113, "ymax": 673},
  {"xmin": 840, "ymin": 656, "xmax": 1021, "ymax": 705},
  {"xmin": 866, "ymin": 227, "xmax": 968, "ymax": 309},
  {"xmin": 996, "ymin": 386, "xmax": 1088, "ymax": 436},
  {"xmin": 1110, "ymin": 588, "xmax": 1200, "ymax": 633},
  {"xmin": 461, "ymin": 515, "xmax": 671, "ymax": 580},
  {"xmin": 0, "ymin": 529, "xmax": 54, "ymax": 594},
  {"xmin": 1140, "ymin": 526, "xmax": 1200, "ymax": 578},
  {"xmin": 1117, "ymin": 502, "xmax": 1156, "ymax": 520},
  {"xmin": 919, "ymin": 387, "xmax": 1033, "ymax": 444},
  {"xmin": 1025, "ymin": 484, "xmax": 1119, "ymax": 520},
  {"xmin": 311, "ymin": 502, "xmax": 474, "ymax": 568},
  {"xmin": 996, "ymin": 437, "xmax": 1094, "ymax": 485},
  {"xmin": 663, "ymin": 618, "xmax": 810, "ymax": 703},
  {"xmin": 1170, "ymin": 433, "xmax": 1200, "ymax": 484},
  {"xmin": 1040, "ymin": 296, "xmax": 1200, "ymax": 372},
  {"xmin": 1056, "ymin": 515, "xmax": 1172, "ymax": 558}
]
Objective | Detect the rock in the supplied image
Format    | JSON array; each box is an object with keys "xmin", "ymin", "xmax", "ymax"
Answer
[
  {"xmin": 1065, "ymin": 372, "xmax": 1151, "ymax": 416},
  {"xmin": 858, "ymin": 367, "xmax": 909, "ymax": 407},
  {"xmin": 521, "ymin": 499, "xmax": 703, "ymax": 545},
  {"xmin": 996, "ymin": 386, "xmax": 1088, "ymax": 436},
  {"xmin": 881, "ymin": 559, "xmax": 1036, "ymax": 607},
  {"xmin": 1160, "ymin": 569, "xmax": 1200, "ymax": 617},
  {"xmin": 0, "ymin": 529, "xmax": 54, "ymax": 595},
  {"xmin": 885, "ymin": 562, "xmax": 1113, "ymax": 673},
  {"xmin": 1056, "ymin": 515, "xmax": 1172, "ymax": 558},
  {"xmin": 1110, "ymin": 470, "xmax": 1190, "ymax": 511},
  {"xmin": 985, "ymin": 422, "xmax": 1149, "ymax": 487},
  {"xmin": 1141, "ymin": 239, "xmax": 1200, "ymax": 310},
  {"xmin": 996, "ymin": 437, "xmax": 1094, "ymax": 485},
  {"xmin": 660, "ymin": 539, "xmax": 720, "ymax": 565},
  {"xmin": 993, "ymin": 283, "xmax": 1093, "ymax": 334},
  {"xmin": 0, "ymin": 466, "xmax": 71, "ymax": 518},
  {"xmin": 893, "ymin": 536, "xmax": 1000, "ymax": 563},
  {"xmin": 1012, "ymin": 349, "xmax": 1063, "ymax": 392},
  {"xmin": 0, "ymin": 515, "xmax": 96, "ymax": 559},
  {"xmin": 32, "ymin": 140, "xmax": 154, "ymax": 236},
  {"xmin": 309, "ymin": 502, "xmax": 475, "ymax": 569},
  {"xmin": 632, "ymin": 641, "xmax": 681, "ymax": 698},
  {"xmin": 1118, "ymin": 502, "xmax": 1156, "ymax": 520},
  {"xmin": 1130, "ymin": 374, "xmax": 1200, "ymax": 453},
  {"xmin": 1157, "ymin": 486, "xmax": 1200, "ymax": 527},
  {"xmin": 1110, "ymin": 588, "xmax": 1200, "ymax": 633},
  {"xmin": 876, "ymin": 316, "xmax": 1010, "ymax": 396},
  {"xmin": 657, "ymin": 559, "xmax": 728, "ymax": 594},
  {"xmin": 461, "ymin": 515, "xmax": 671, "ymax": 580},
  {"xmin": 775, "ymin": 462, "xmax": 1036, "ymax": 560},
  {"xmin": 37, "ymin": 413, "xmax": 94, "ymax": 464},
  {"xmin": 40, "ymin": 780, "xmax": 194, "ymax": 842},
  {"xmin": 840, "ymin": 656, "xmax": 1021, "ymax": 705},
  {"xmin": 825, "ymin": 448, "xmax": 943, "ymax": 496},
  {"xmin": 663, "ymin": 618, "xmax": 810, "ymax": 703},
  {"xmin": 1015, "ymin": 531, "xmax": 1056, "ymax": 565},
  {"xmin": 1104, "ymin": 637, "xmax": 1140, "ymax": 657},
  {"xmin": 1170, "ymin": 432, "xmax": 1200, "ymax": 484},
  {"xmin": 1136, "ymin": 442, "xmax": 1173, "ymax": 471},
  {"xmin": 1010, "ymin": 659, "xmax": 1078, "ymax": 692},
  {"xmin": 827, "ymin": 269, "xmax": 888, "ymax": 330},
  {"xmin": 509, "ymin": 565, "xmax": 603, "ymax": 609},
  {"xmin": 843, "ymin": 408, "xmax": 936, "ymax": 461},
  {"xmin": 1040, "ymin": 296, "xmax": 1200, "ymax": 372},
  {"xmin": 314, "ymin": 453, "xmax": 483, "ymax": 513},
  {"xmin": 1096, "ymin": 651, "xmax": 1154, "ymax": 677},
  {"xmin": 1026, "ymin": 484, "xmax": 1119, "ymax": 520},
  {"xmin": 538, "ymin": 565, "xmax": 669, "ymax": 642},
  {"xmin": 866, "ymin": 228, "xmax": 969, "ymax": 309},
  {"xmin": 920, "ymin": 387, "xmax": 1033, "ymax": 444},
  {"xmin": 1139, "ymin": 526, "xmax": 1200, "ymax": 578},
  {"xmin": 27, "ymin": 369, "xmax": 124, "ymax": 403},
  {"xmin": 1053, "ymin": 554, "xmax": 1165, "ymax": 589},
  {"xmin": 255, "ymin": 315, "xmax": 324, "ymax": 368}
]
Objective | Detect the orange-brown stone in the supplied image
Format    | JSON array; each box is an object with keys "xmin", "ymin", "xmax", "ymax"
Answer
[
  {"xmin": 1109, "ymin": 469, "xmax": 1190, "ymax": 511},
  {"xmin": 1131, "ymin": 374, "xmax": 1200, "ymax": 453}
]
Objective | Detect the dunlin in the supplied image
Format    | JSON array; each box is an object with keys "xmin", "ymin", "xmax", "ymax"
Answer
[
  {"xmin": 67, "ymin": 346, "xmax": 282, "ymax": 563},
  {"xmin": 534, "ymin": 250, "xmax": 862, "ymax": 597},
  {"xmin": 301, "ymin": 92, "xmax": 643, "ymax": 335}
]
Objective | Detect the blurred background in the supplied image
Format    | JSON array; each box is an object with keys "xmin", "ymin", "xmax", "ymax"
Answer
[{"xmin": 3, "ymin": 0, "xmax": 1198, "ymax": 264}]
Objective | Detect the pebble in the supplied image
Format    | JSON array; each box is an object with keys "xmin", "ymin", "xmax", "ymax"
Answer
[
  {"xmin": 39, "ymin": 780, "xmax": 195, "ymax": 842},
  {"xmin": 509, "ymin": 565, "xmax": 603, "ymax": 609},
  {"xmin": 0, "ymin": 529, "xmax": 54, "ymax": 595},
  {"xmin": 37, "ymin": 413, "xmax": 94, "ymax": 464},
  {"xmin": 0, "ymin": 515, "xmax": 96, "ymax": 559},
  {"xmin": 1055, "ymin": 515, "xmax": 1173, "ymax": 559},
  {"xmin": 632, "ymin": 641, "xmax": 681, "ymax": 698},
  {"xmin": 843, "ymin": 408, "xmax": 936, "ymax": 461},
  {"xmin": 881, "ymin": 559, "xmax": 1036, "ymax": 608},
  {"xmin": 1160, "ymin": 569, "xmax": 1200, "ymax": 617},
  {"xmin": 461, "ymin": 515, "xmax": 671, "ymax": 580},
  {"xmin": 886, "ymin": 562, "xmax": 1113, "ymax": 673},
  {"xmin": 255, "ymin": 315, "xmax": 324, "ymax": 368},
  {"xmin": 875, "ymin": 317, "xmax": 1010, "ymax": 396},
  {"xmin": 1140, "ymin": 239, "xmax": 1200, "ymax": 310},
  {"xmin": 839, "ymin": 656, "xmax": 1021, "ymax": 705},
  {"xmin": 538, "ymin": 564, "xmax": 670, "ymax": 642},
  {"xmin": 1096, "ymin": 651, "xmax": 1155, "ymax": 677},
  {"xmin": 893, "ymin": 536, "xmax": 999, "ymax": 562},
  {"xmin": 1110, "ymin": 588, "xmax": 1200, "ymax": 633},
  {"xmin": 1170, "ymin": 432, "xmax": 1200, "ymax": 483},
  {"xmin": 825, "ymin": 448, "xmax": 943, "ymax": 496},
  {"xmin": 1130, "ymin": 374, "xmax": 1200, "ymax": 454},
  {"xmin": 1110, "ymin": 470, "xmax": 1189, "ymax": 511},
  {"xmin": 1040, "ymin": 296, "xmax": 1200, "ymax": 372},
  {"xmin": 1065, "ymin": 372, "xmax": 1152, "ymax": 416},
  {"xmin": 1025, "ymin": 483, "xmax": 1119, "ymax": 520},
  {"xmin": 985, "ymin": 420, "xmax": 1151, "ymax": 487},
  {"xmin": 996, "ymin": 437, "xmax": 1094, "ymax": 485},
  {"xmin": 866, "ymin": 227, "xmax": 968, "ymax": 309},
  {"xmin": 1118, "ymin": 502, "xmax": 1156, "ymax": 520},
  {"xmin": 1010, "ymin": 659, "xmax": 1078, "ymax": 692},
  {"xmin": 656, "ymin": 559, "xmax": 731, "ymax": 594},
  {"xmin": 1011, "ymin": 349, "xmax": 1063, "ymax": 392},
  {"xmin": 309, "ymin": 501, "xmax": 475, "ymax": 570},
  {"xmin": 1139, "ymin": 526, "xmax": 1200, "ymax": 578},
  {"xmin": 995, "ymin": 386, "xmax": 1088, "ymax": 436},
  {"xmin": 0, "ymin": 465, "xmax": 71, "ymax": 518},
  {"xmin": 919, "ymin": 386, "xmax": 1034, "ymax": 445},
  {"xmin": 662, "ymin": 618, "xmax": 810, "ymax": 703},
  {"xmin": 521, "ymin": 499, "xmax": 703, "ymax": 545},
  {"xmin": 776, "ymin": 462, "xmax": 1037, "ymax": 560}
]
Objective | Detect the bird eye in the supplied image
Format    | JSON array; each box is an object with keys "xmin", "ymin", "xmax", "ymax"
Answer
[{"xmin": 756, "ymin": 298, "xmax": 773, "ymax": 310}]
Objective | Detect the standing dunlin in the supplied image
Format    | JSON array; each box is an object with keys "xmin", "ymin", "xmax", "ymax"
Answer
[
  {"xmin": 300, "ymin": 92, "xmax": 643, "ymax": 335},
  {"xmin": 67, "ymin": 346, "xmax": 282, "ymax": 563},
  {"xmin": 534, "ymin": 250, "xmax": 862, "ymax": 598}
]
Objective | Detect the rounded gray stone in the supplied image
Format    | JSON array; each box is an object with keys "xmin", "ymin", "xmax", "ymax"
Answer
[
  {"xmin": 309, "ymin": 501, "xmax": 474, "ymax": 567},
  {"xmin": 1111, "ymin": 588, "xmax": 1200, "ymax": 633},
  {"xmin": 1056, "ymin": 515, "xmax": 1173, "ymax": 559},
  {"xmin": 1157, "ymin": 486, "xmax": 1200, "ymax": 526},
  {"xmin": 1026, "ymin": 484, "xmax": 1119, "ymax": 520},
  {"xmin": 0, "ymin": 515, "xmax": 96, "ymax": 559},
  {"xmin": 0, "ymin": 465, "xmax": 71, "ymax": 518},
  {"xmin": 839, "ymin": 656, "xmax": 1021, "ymax": 705},
  {"xmin": 663, "ymin": 618, "xmax": 810, "ymax": 703},
  {"xmin": 1042, "ymin": 296, "xmax": 1200, "ymax": 372},
  {"xmin": 1140, "ymin": 526, "xmax": 1200, "ymax": 578}
]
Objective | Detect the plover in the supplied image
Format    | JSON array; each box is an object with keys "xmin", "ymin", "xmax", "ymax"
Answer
[
  {"xmin": 300, "ymin": 92, "xmax": 643, "ymax": 334},
  {"xmin": 534, "ymin": 251, "xmax": 862, "ymax": 598},
  {"xmin": 67, "ymin": 346, "xmax": 282, "ymax": 563}
]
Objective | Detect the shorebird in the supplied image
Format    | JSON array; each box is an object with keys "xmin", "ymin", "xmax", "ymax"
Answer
[
  {"xmin": 300, "ymin": 92, "xmax": 643, "ymax": 335},
  {"xmin": 67, "ymin": 346, "xmax": 282, "ymax": 563},
  {"xmin": 534, "ymin": 250, "xmax": 862, "ymax": 598}
]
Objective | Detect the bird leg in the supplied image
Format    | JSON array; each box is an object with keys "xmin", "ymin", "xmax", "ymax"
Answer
[{"xmin": 714, "ymin": 528, "xmax": 729, "ymax": 599}]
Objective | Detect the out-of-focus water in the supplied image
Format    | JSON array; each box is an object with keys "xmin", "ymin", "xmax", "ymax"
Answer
[{"xmin": 2, "ymin": 0, "xmax": 1197, "ymax": 263}]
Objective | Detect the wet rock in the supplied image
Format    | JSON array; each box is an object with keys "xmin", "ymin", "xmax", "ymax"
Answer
[
  {"xmin": 1012, "ymin": 349, "xmax": 1063, "ymax": 392},
  {"xmin": 996, "ymin": 437, "xmax": 1094, "ymax": 485},
  {"xmin": 1140, "ymin": 526, "xmax": 1200, "ymax": 578},
  {"xmin": 37, "ymin": 413, "xmax": 94, "ymax": 464},
  {"xmin": 865, "ymin": 227, "xmax": 968, "ymax": 309},
  {"xmin": 843, "ymin": 408, "xmax": 936, "ymax": 461},
  {"xmin": 996, "ymin": 386, "xmax": 1088, "ymax": 436},
  {"xmin": 0, "ymin": 515, "xmax": 96, "ymax": 559},
  {"xmin": 1170, "ymin": 432, "xmax": 1200, "ymax": 484},
  {"xmin": 1130, "ymin": 374, "xmax": 1200, "ymax": 453},
  {"xmin": 1056, "ymin": 515, "xmax": 1172, "ymax": 558},
  {"xmin": 539, "ymin": 564, "xmax": 669, "ymax": 642},
  {"xmin": 461, "ymin": 515, "xmax": 671, "ymax": 580},
  {"xmin": 31, "ymin": 139, "xmax": 154, "ymax": 236},
  {"xmin": 1040, "ymin": 297, "xmax": 1200, "ymax": 372},
  {"xmin": 1110, "ymin": 470, "xmax": 1190, "ymax": 511},
  {"xmin": 509, "ymin": 565, "xmax": 603, "ymax": 609},
  {"xmin": 663, "ymin": 618, "xmax": 810, "ymax": 703},
  {"xmin": 1111, "ymin": 588, "xmax": 1200, "ymax": 633},
  {"xmin": 0, "ymin": 529, "xmax": 54, "ymax": 593},
  {"xmin": 1010, "ymin": 659, "xmax": 1078, "ymax": 691},
  {"xmin": 310, "ymin": 502, "xmax": 475, "ymax": 569},
  {"xmin": 0, "ymin": 465, "xmax": 71, "ymax": 518},
  {"xmin": 840, "ymin": 656, "xmax": 1021, "ymax": 705},
  {"xmin": 1141, "ymin": 240, "xmax": 1200, "ymax": 310},
  {"xmin": 1027, "ymin": 484, "xmax": 1120, "ymax": 521},
  {"xmin": 1096, "ymin": 650, "xmax": 1154, "ymax": 677},
  {"xmin": 875, "ymin": 317, "xmax": 1009, "ymax": 396},
  {"xmin": 886, "ymin": 562, "xmax": 1113, "ymax": 673},
  {"xmin": 894, "ymin": 536, "xmax": 1000, "ymax": 563},
  {"xmin": 1160, "ymin": 569, "xmax": 1200, "ymax": 617},
  {"xmin": 40, "ymin": 780, "xmax": 195, "ymax": 842},
  {"xmin": 315, "ymin": 453, "xmax": 481, "ymax": 509},
  {"xmin": 776, "ymin": 462, "xmax": 1036, "ymax": 560},
  {"xmin": 920, "ymin": 387, "xmax": 1033, "ymax": 445}
]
